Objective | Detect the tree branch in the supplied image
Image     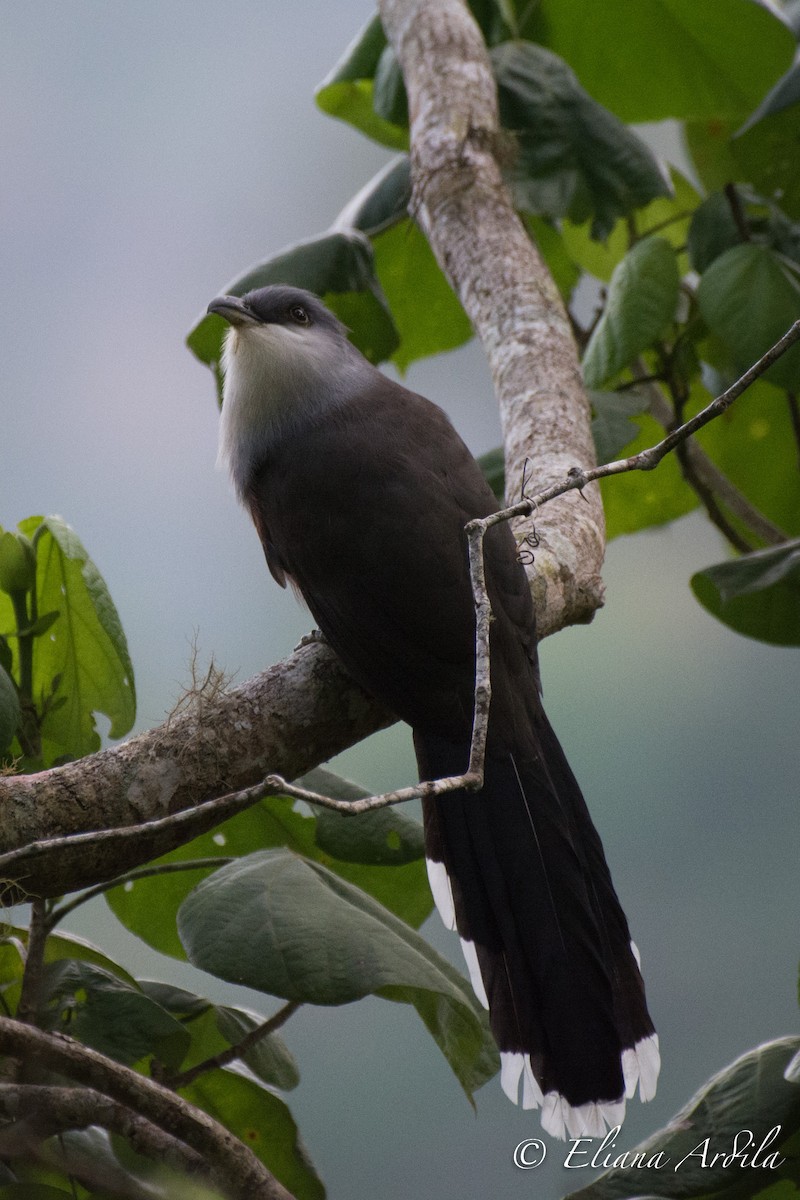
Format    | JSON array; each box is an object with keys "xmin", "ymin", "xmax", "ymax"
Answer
[
  {"xmin": 0, "ymin": 1018, "xmax": 295, "ymax": 1200},
  {"xmin": 0, "ymin": 1082, "xmax": 215, "ymax": 1191},
  {"xmin": 378, "ymin": 0, "xmax": 605, "ymax": 637}
]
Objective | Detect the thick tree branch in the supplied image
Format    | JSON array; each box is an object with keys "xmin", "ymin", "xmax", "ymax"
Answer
[
  {"xmin": 0, "ymin": 1082, "xmax": 213, "ymax": 1188},
  {"xmin": 0, "ymin": 1019, "xmax": 294, "ymax": 1200},
  {"xmin": 378, "ymin": 0, "xmax": 605, "ymax": 637}
]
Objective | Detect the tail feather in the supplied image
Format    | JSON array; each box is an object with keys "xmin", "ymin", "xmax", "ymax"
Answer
[{"xmin": 416, "ymin": 721, "xmax": 657, "ymax": 1138}]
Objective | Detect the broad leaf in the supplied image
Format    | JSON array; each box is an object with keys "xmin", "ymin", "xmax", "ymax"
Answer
[
  {"xmin": 0, "ymin": 516, "xmax": 135, "ymax": 765},
  {"xmin": 688, "ymin": 106, "xmax": 800, "ymax": 222},
  {"xmin": 40, "ymin": 959, "xmax": 189, "ymax": 1069},
  {"xmin": 697, "ymin": 244, "xmax": 800, "ymax": 391},
  {"xmin": 180, "ymin": 1069, "xmax": 324, "ymax": 1200},
  {"xmin": 565, "ymin": 1037, "xmax": 800, "ymax": 1200},
  {"xmin": 187, "ymin": 229, "xmax": 399, "ymax": 398},
  {"xmin": 590, "ymin": 390, "xmax": 646, "ymax": 463},
  {"xmin": 315, "ymin": 13, "xmax": 408, "ymax": 149},
  {"xmin": 740, "ymin": 59, "xmax": 800, "ymax": 133},
  {"xmin": 695, "ymin": 377, "xmax": 800, "ymax": 539},
  {"xmin": 524, "ymin": 216, "xmax": 581, "ymax": 300},
  {"xmin": 0, "ymin": 664, "xmax": 19, "ymax": 754},
  {"xmin": 336, "ymin": 154, "xmax": 410, "ymax": 236},
  {"xmin": 106, "ymin": 791, "xmax": 433, "ymax": 959},
  {"xmin": 582, "ymin": 237, "xmax": 680, "ymax": 387},
  {"xmin": 525, "ymin": 0, "xmax": 794, "ymax": 124},
  {"xmin": 178, "ymin": 849, "xmax": 498, "ymax": 1101},
  {"xmin": 372, "ymin": 218, "xmax": 473, "ymax": 369},
  {"xmin": 140, "ymin": 979, "xmax": 300, "ymax": 1090},
  {"xmin": 601, "ymin": 409, "xmax": 698, "ymax": 539},
  {"xmin": 692, "ymin": 541, "xmax": 800, "ymax": 646},
  {"xmin": 491, "ymin": 41, "xmax": 670, "ymax": 240},
  {"xmin": 301, "ymin": 767, "xmax": 425, "ymax": 865},
  {"xmin": 562, "ymin": 168, "xmax": 700, "ymax": 283}
]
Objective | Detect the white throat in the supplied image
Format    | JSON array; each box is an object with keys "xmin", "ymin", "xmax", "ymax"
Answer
[{"xmin": 217, "ymin": 321, "xmax": 371, "ymax": 499}]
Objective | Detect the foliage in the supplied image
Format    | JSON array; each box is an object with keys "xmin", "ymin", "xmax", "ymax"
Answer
[
  {"xmin": 0, "ymin": 516, "xmax": 135, "ymax": 769},
  {"xmin": 4, "ymin": 1, "xmax": 800, "ymax": 1198}
]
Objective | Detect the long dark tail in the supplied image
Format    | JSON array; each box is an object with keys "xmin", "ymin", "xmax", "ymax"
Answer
[{"xmin": 416, "ymin": 719, "xmax": 659, "ymax": 1139}]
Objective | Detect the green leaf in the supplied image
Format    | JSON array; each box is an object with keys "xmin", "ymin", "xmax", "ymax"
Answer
[
  {"xmin": 590, "ymin": 390, "xmax": 646, "ymax": 463},
  {"xmin": 178, "ymin": 849, "xmax": 498, "ymax": 1101},
  {"xmin": 0, "ymin": 1188, "xmax": 75, "ymax": 1199},
  {"xmin": 0, "ymin": 531, "xmax": 35, "ymax": 595},
  {"xmin": 582, "ymin": 237, "xmax": 681, "ymax": 387},
  {"xmin": 187, "ymin": 230, "xmax": 399, "ymax": 396},
  {"xmin": 372, "ymin": 218, "xmax": 473, "ymax": 369},
  {"xmin": 523, "ymin": 216, "xmax": 581, "ymax": 300},
  {"xmin": 525, "ymin": 0, "xmax": 795, "ymax": 124},
  {"xmin": 601, "ymin": 408, "xmax": 699, "ymax": 539},
  {"xmin": 565, "ymin": 1037, "xmax": 800, "ymax": 1200},
  {"xmin": 372, "ymin": 43, "xmax": 408, "ymax": 126},
  {"xmin": 180, "ymin": 1069, "xmax": 324, "ymax": 1200},
  {"xmin": 491, "ymin": 42, "xmax": 671, "ymax": 240},
  {"xmin": 106, "ymin": 792, "xmax": 433, "ymax": 959},
  {"xmin": 691, "ymin": 541, "xmax": 800, "ymax": 646},
  {"xmin": 301, "ymin": 767, "xmax": 425, "ymax": 865},
  {"xmin": 688, "ymin": 191, "xmax": 744, "ymax": 273},
  {"xmin": 697, "ymin": 244, "xmax": 800, "ymax": 391},
  {"xmin": 0, "ymin": 663, "xmax": 20, "ymax": 754},
  {"xmin": 688, "ymin": 105, "xmax": 800, "ymax": 222},
  {"xmin": 336, "ymin": 155, "xmax": 410, "ymax": 236},
  {"xmin": 695, "ymin": 377, "xmax": 800, "ymax": 539},
  {"xmin": 315, "ymin": 13, "xmax": 409, "ymax": 150},
  {"xmin": 0, "ymin": 516, "xmax": 135, "ymax": 765},
  {"xmin": 139, "ymin": 979, "xmax": 300, "ymax": 1090},
  {"xmin": 477, "ymin": 446, "xmax": 505, "ymax": 504},
  {"xmin": 740, "ymin": 60, "xmax": 800, "ymax": 133},
  {"xmin": 40, "ymin": 959, "xmax": 189, "ymax": 1069}
]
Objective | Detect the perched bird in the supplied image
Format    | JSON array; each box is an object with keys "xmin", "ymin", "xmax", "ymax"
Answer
[{"xmin": 209, "ymin": 284, "xmax": 659, "ymax": 1138}]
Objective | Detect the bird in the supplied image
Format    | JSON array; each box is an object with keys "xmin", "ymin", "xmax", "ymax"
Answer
[{"xmin": 209, "ymin": 283, "xmax": 659, "ymax": 1139}]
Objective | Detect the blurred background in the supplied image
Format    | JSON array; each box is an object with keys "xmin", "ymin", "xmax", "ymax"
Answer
[{"xmin": 2, "ymin": 3, "xmax": 798, "ymax": 1197}]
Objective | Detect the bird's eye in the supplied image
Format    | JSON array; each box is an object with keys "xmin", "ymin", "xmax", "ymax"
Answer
[{"xmin": 289, "ymin": 305, "xmax": 310, "ymax": 325}]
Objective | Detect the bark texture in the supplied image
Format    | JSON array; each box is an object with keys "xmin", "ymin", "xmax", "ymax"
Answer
[{"xmin": 379, "ymin": 0, "xmax": 605, "ymax": 634}]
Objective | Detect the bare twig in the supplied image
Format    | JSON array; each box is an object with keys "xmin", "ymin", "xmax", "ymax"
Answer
[
  {"xmin": 167, "ymin": 1001, "xmax": 300, "ymax": 1091},
  {"xmin": 0, "ymin": 1018, "xmax": 294, "ymax": 1200}
]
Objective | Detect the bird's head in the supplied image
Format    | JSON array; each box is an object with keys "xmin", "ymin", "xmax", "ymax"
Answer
[{"xmin": 209, "ymin": 285, "xmax": 370, "ymax": 496}]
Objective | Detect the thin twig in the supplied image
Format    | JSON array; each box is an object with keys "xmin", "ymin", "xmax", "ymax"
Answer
[
  {"xmin": 47, "ymin": 858, "xmax": 235, "ymax": 932},
  {"xmin": 167, "ymin": 1001, "xmax": 300, "ymax": 1091}
]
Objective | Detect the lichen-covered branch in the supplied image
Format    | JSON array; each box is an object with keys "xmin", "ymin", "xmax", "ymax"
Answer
[{"xmin": 378, "ymin": 0, "xmax": 605, "ymax": 635}]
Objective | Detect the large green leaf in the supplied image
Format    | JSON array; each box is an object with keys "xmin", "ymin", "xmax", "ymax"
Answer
[
  {"xmin": 582, "ymin": 237, "xmax": 681, "ymax": 387},
  {"xmin": 525, "ymin": 0, "xmax": 794, "ymax": 124},
  {"xmin": 177, "ymin": 849, "xmax": 498, "ymax": 1101},
  {"xmin": 687, "ymin": 105, "xmax": 800, "ymax": 222},
  {"xmin": 601, "ymin": 408, "xmax": 699, "ymax": 539},
  {"xmin": 695, "ymin": 377, "xmax": 800, "ymax": 539},
  {"xmin": 40, "ymin": 959, "xmax": 189, "ymax": 1069},
  {"xmin": 106, "ymin": 791, "xmax": 433, "ymax": 959},
  {"xmin": 590, "ymin": 390, "xmax": 646, "ymax": 463},
  {"xmin": 187, "ymin": 229, "xmax": 399, "ymax": 397},
  {"xmin": 0, "ymin": 516, "xmax": 135, "ymax": 765},
  {"xmin": 372, "ymin": 218, "xmax": 473, "ymax": 369},
  {"xmin": 302, "ymin": 767, "xmax": 425, "ymax": 865},
  {"xmin": 491, "ymin": 42, "xmax": 670, "ymax": 240},
  {"xmin": 565, "ymin": 1037, "xmax": 800, "ymax": 1200},
  {"xmin": 692, "ymin": 541, "xmax": 800, "ymax": 646},
  {"xmin": 523, "ymin": 216, "xmax": 581, "ymax": 300},
  {"xmin": 139, "ymin": 979, "xmax": 300, "ymax": 1091},
  {"xmin": 0, "ymin": 663, "xmax": 19, "ymax": 754},
  {"xmin": 697, "ymin": 244, "xmax": 800, "ymax": 391},
  {"xmin": 336, "ymin": 155, "xmax": 410, "ymax": 236},
  {"xmin": 180, "ymin": 1069, "xmax": 324, "ymax": 1200},
  {"xmin": 562, "ymin": 168, "xmax": 700, "ymax": 283},
  {"xmin": 315, "ymin": 13, "xmax": 409, "ymax": 149}
]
